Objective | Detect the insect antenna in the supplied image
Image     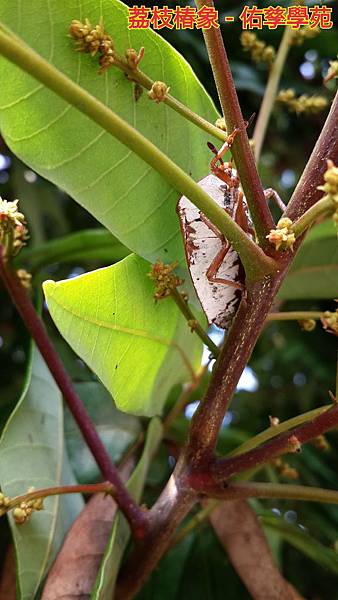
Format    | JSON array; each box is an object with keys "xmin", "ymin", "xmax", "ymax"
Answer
[
  {"xmin": 207, "ymin": 141, "xmax": 225, "ymax": 166},
  {"xmin": 244, "ymin": 112, "xmax": 256, "ymax": 130}
]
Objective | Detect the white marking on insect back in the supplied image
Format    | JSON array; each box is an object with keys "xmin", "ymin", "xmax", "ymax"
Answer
[{"xmin": 178, "ymin": 172, "xmax": 248, "ymax": 330}]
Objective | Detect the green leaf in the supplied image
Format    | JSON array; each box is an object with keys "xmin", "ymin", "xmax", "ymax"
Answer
[
  {"xmin": 92, "ymin": 417, "xmax": 162, "ymax": 599},
  {"xmin": 137, "ymin": 535, "xmax": 195, "ymax": 600},
  {"xmin": 261, "ymin": 514, "xmax": 338, "ymax": 575},
  {"xmin": 65, "ymin": 381, "xmax": 142, "ymax": 482},
  {"xmin": 43, "ymin": 254, "xmax": 202, "ymax": 417},
  {"xmin": 0, "ymin": 346, "xmax": 84, "ymax": 600},
  {"xmin": 279, "ymin": 220, "xmax": 338, "ymax": 300},
  {"xmin": 18, "ymin": 229, "xmax": 130, "ymax": 272},
  {"xmin": 175, "ymin": 528, "xmax": 248, "ymax": 600},
  {"xmin": 0, "ymin": 0, "xmax": 218, "ymax": 267}
]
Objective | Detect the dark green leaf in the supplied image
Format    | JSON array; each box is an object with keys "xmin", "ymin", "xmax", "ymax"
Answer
[
  {"xmin": 0, "ymin": 347, "xmax": 83, "ymax": 600},
  {"xmin": 65, "ymin": 381, "xmax": 142, "ymax": 482},
  {"xmin": 261, "ymin": 514, "xmax": 338, "ymax": 575},
  {"xmin": 279, "ymin": 221, "xmax": 338, "ymax": 300}
]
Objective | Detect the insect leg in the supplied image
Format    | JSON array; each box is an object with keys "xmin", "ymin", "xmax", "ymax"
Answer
[
  {"xmin": 199, "ymin": 213, "xmax": 224, "ymax": 239},
  {"xmin": 209, "ymin": 128, "xmax": 240, "ymax": 170},
  {"xmin": 264, "ymin": 188, "xmax": 287, "ymax": 212},
  {"xmin": 206, "ymin": 243, "xmax": 244, "ymax": 290}
]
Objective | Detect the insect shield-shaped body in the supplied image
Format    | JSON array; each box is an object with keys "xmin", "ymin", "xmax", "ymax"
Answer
[{"xmin": 177, "ymin": 171, "xmax": 252, "ymax": 331}]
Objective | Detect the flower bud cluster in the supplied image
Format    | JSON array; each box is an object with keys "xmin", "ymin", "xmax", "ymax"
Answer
[
  {"xmin": 290, "ymin": 26, "xmax": 320, "ymax": 46},
  {"xmin": 267, "ymin": 217, "xmax": 295, "ymax": 251},
  {"xmin": 299, "ymin": 319, "xmax": 316, "ymax": 332},
  {"xmin": 12, "ymin": 488, "xmax": 44, "ymax": 525},
  {"xmin": 321, "ymin": 307, "xmax": 338, "ymax": 336},
  {"xmin": 215, "ymin": 117, "xmax": 227, "ymax": 132},
  {"xmin": 16, "ymin": 268, "xmax": 32, "ymax": 290},
  {"xmin": 125, "ymin": 47, "xmax": 144, "ymax": 71},
  {"xmin": 318, "ymin": 160, "xmax": 338, "ymax": 201},
  {"xmin": 148, "ymin": 81, "xmax": 170, "ymax": 104},
  {"xmin": 240, "ymin": 32, "xmax": 275, "ymax": 67},
  {"xmin": 312, "ymin": 435, "xmax": 330, "ymax": 452},
  {"xmin": 0, "ymin": 492, "xmax": 11, "ymax": 516},
  {"xmin": 149, "ymin": 261, "xmax": 183, "ymax": 300},
  {"xmin": 0, "ymin": 197, "xmax": 28, "ymax": 259},
  {"xmin": 324, "ymin": 56, "xmax": 338, "ymax": 83},
  {"xmin": 318, "ymin": 160, "xmax": 338, "ymax": 226},
  {"xmin": 69, "ymin": 18, "xmax": 115, "ymax": 73},
  {"xmin": 277, "ymin": 89, "xmax": 328, "ymax": 115},
  {"xmin": 272, "ymin": 458, "xmax": 299, "ymax": 480}
]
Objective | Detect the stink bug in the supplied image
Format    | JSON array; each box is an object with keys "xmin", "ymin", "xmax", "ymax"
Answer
[{"xmin": 177, "ymin": 129, "xmax": 285, "ymax": 330}]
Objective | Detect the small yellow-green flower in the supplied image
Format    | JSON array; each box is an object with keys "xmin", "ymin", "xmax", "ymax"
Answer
[
  {"xmin": 241, "ymin": 31, "xmax": 275, "ymax": 67},
  {"xmin": 149, "ymin": 260, "xmax": 183, "ymax": 300},
  {"xmin": 267, "ymin": 217, "xmax": 295, "ymax": 251},
  {"xmin": 277, "ymin": 89, "xmax": 328, "ymax": 115},
  {"xmin": 0, "ymin": 198, "xmax": 25, "ymax": 229},
  {"xmin": 321, "ymin": 307, "xmax": 338, "ymax": 336},
  {"xmin": 148, "ymin": 81, "xmax": 170, "ymax": 104},
  {"xmin": 324, "ymin": 57, "xmax": 338, "ymax": 83},
  {"xmin": 318, "ymin": 160, "xmax": 338, "ymax": 199}
]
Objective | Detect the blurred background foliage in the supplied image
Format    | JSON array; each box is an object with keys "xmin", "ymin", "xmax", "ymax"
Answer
[{"xmin": 0, "ymin": 1, "xmax": 338, "ymax": 597}]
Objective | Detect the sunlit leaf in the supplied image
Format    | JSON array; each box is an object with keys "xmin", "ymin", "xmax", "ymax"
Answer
[
  {"xmin": 0, "ymin": 347, "xmax": 83, "ymax": 600},
  {"xmin": 43, "ymin": 254, "xmax": 202, "ymax": 416}
]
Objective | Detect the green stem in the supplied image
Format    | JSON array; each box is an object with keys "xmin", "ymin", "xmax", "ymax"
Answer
[
  {"xmin": 266, "ymin": 311, "xmax": 322, "ymax": 322},
  {"xmin": 113, "ymin": 57, "xmax": 227, "ymax": 143},
  {"xmin": 172, "ymin": 289, "xmax": 219, "ymax": 357},
  {"xmin": 2, "ymin": 482, "xmax": 114, "ymax": 515},
  {"xmin": 229, "ymin": 403, "xmax": 331, "ymax": 458},
  {"xmin": 291, "ymin": 196, "xmax": 335, "ymax": 238},
  {"xmin": 0, "ymin": 26, "xmax": 275, "ymax": 281},
  {"xmin": 194, "ymin": 0, "xmax": 275, "ymax": 246},
  {"xmin": 253, "ymin": 27, "xmax": 293, "ymax": 162}
]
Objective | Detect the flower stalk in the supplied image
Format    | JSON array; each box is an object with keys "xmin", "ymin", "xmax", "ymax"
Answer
[
  {"xmin": 69, "ymin": 18, "xmax": 228, "ymax": 143},
  {"xmin": 0, "ymin": 482, "xmax": 115, "ymax": 521}
]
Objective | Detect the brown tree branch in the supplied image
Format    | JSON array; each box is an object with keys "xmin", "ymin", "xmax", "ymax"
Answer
[
  {"xmin": 194, "ymin": 0, "xmax": 275, "ymax": 245},
  {"xmin": 188, "ymin": 402, "xmax": 338, "ymax": 492},
  {"xmin": 187, "ymin": 90, "xmax": 338, "ymax": 462},
  {"xmin": 115, "ymin": 457, "xmax": 196, "ymax": 600}
]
